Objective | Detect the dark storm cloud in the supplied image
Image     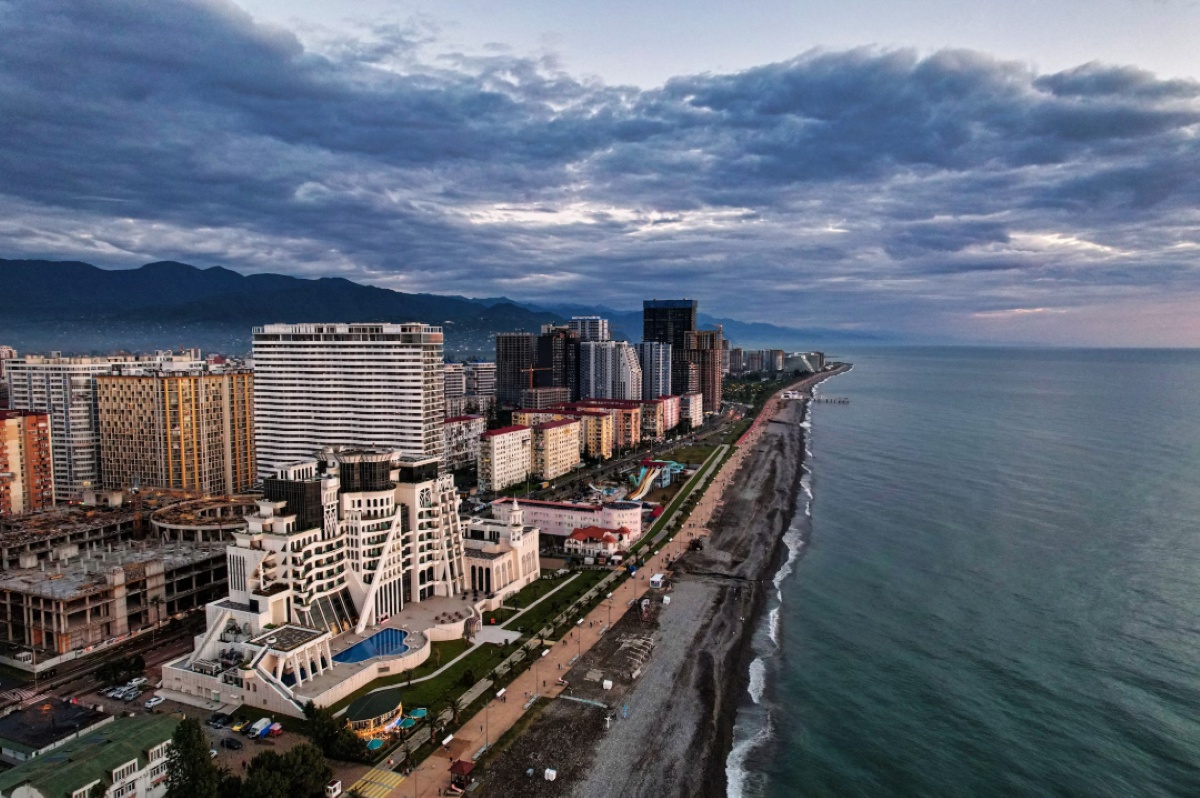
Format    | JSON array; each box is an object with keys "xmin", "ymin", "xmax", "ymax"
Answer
[{"xmin": 3, "ymin": 0, "xmax": 1200, "ymax": 341}]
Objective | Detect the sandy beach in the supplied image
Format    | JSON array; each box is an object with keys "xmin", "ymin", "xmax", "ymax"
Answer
[{"xmin": 474, "ymin": 367, "xmax": 846, "ymax": 797}]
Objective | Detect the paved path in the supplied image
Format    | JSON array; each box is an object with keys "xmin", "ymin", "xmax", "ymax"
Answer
[{"xmin": 386, "ymin": 446, "xmax": 751, "ymax": 797}]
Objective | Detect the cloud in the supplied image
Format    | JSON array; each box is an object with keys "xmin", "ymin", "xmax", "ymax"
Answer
[{"xmin": 2, "ymin": 0, "xmax": 1200, "ymax": 344}]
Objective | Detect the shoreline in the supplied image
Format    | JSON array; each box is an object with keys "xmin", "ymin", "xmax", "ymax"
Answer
[{"xmin": 471, "ymin": 365, "xmax": 848, "ymax": 797}]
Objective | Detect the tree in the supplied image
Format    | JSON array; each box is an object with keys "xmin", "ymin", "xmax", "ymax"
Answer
[
  {"xmin": 302, "ymin": 701, "xmax": 369, "ymax": 764},
  {"xmin": 166, "ymin": 718, "xmax": 219, "ymax": 798},
  {"xmin": 88, "ymin": 780, "xmax": 108, "ymax": 798},
  {"xmin": 284, "ymin": 744, "xmax": 333, "ymax": 798},
  {"xmin": 240, "ymin": 768, "xmax": 289, "ymax": 798}
]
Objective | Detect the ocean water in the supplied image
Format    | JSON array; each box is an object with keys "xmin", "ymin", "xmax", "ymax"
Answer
[{"xmin": 727, "ymin": 348, "xmax": 1200, "ymax": 797}]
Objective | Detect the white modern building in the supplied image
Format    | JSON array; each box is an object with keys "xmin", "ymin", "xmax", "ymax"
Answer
[
  {"xmin": 636, "ymin": 342, "xmax": 672, "ymax": 400},
  {"xmin": 163, "ymin": 448, "xmax": 467, "ymax": 716},
  {"xmin": 252, "ymin": 323, "xmax": 446, "ymax": 478},
  {"xmin": 463, "ymin": 503, "xmax": 540, "ymax": 604},
  {"xmin": 580, "ymin": 341, "xmax": 642, "ymax": 401},
  {"xmin": 566, "ymin": 316, "xmax": 610, "ymax": 342}
]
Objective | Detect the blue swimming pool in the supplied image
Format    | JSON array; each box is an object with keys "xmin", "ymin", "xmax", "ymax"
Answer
[{"xmin": 334, "ymin": 628, "xmax": 410, "ymax": 663}]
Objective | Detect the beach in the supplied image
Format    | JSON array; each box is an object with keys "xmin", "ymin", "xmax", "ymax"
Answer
[{"xmin": 476, "ymin": 367, "xmax": 845, "ymax": 797}]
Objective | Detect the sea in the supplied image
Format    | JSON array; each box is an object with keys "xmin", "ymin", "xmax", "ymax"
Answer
[{"xmin": 726, "ymin": 348, "xmax": 1200, "ymax": 797}]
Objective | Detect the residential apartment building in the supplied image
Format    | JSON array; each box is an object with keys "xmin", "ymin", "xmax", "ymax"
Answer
[
  {"xmin": 518, "ymin": 386, "xmax": 571, "ymax": 410},
  {"xmin": 491, "ymin": 496, "xmax": 643, "ymax": 542},
  {"xmin": 443, "ymin": 415, "xmax": 486, "ymax": 470},
  {"xmin": 636, "ymin": 341, "xmax": 672, "ymax": 400},
  {"xmin": 532, "ymin": 419, "xmax": 581, "ymax": 481},
  {"xmin": 566, "ymin": 316, "xmax": 610, "ymax": 342},
  {"xmin": 563, "ymin": 400, "xmax": 643, "ymax": 449},
  {"xmin": 463, "ymin": 504, "xmax": 540, "ymax": 603},
  {"xmin": 680, "ymin": 393, "xmax": 705, "ymax": 428},
  {"xmin": 252, "ymin": 323, "xmax": 445, "ymax": 478},
  {"xmin": 683, "ymin": 327, "xmax": 724, "ymax": 413},
  {"xmin": 513, "ymin": 408, "xmax": 614, "ymax": 460},
  {"xmin": 5, "ymin": 352, "xmax": 207, "ymax": 500},
  {"xmin": 494, "ymin": 333, "xmax": 535, "ymax": 405},
  {"xmin": 443, "ymin": 363, "xmax": 466, "ymax": 400},
  {"xmin": 97, "ymin": 370, "xmax": 255, "ymax": 495},
  {"xmin": 477, "ymin": 426, "xmax": 532, "ymax": 493},
  {"xmin": 0, "ymin": 715, "xmax": 179, "ymax": 798},
  {"xmin": 579, "ymin": 341, "xmax": 641, "ymax": 401},
  {"xmin": 0, "ymin": 347, "xmax": 16, "ymax": 409},
  {"xmin": 536, "ymin": 325, "xmax": 579, "ymax": 400},
  {"xmin": 0, "ymin": 411, "xmax": 53, "ymax": 516},
  {"xmin": 464, "ymin": 361, "xmax": 497, "ymax": 397}
]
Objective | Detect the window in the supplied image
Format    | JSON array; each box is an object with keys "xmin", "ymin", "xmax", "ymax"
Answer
[{"xmin": 112, "ymin": 760, "xmax": 139, "ymax": 783}]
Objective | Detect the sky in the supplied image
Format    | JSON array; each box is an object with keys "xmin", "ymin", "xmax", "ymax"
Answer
[{"xmin": 3, "ymin": 0, "xmax": 1200, "ymax": 346}]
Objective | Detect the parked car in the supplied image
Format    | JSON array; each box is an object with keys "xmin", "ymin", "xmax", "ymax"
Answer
[
  {"xmin": 144, "ymin": 696, "xmax": 165, "ymax": 709},
  {"xmin": 230, "ymin": 719, "xmax": 249, "ymax": 733},
  {"xmin": 127, "ymin": 677, "xmax": 148, "ymax": 687},
  {"xmin": 207, "ymin": 712, "xmax": 231, "ymax": 728},
  {"xmin": 220, "ymin": 737, "xmax": 243, "ymax": 750},
  {"xmin": 209, "ymin": 749, "xmax": 218, "ymax": 759}
]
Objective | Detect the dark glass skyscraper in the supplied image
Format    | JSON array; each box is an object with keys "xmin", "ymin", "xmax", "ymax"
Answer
[{"xmin": 642, "ymin": 299, "xmax": 698, "ymax": 350}]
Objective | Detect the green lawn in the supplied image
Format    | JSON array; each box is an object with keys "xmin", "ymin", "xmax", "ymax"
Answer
[
  {"xmin": 503, "ymin": 572, "xmax": 574, "ymax": 609},
  {"xmin": 668, "ymin": 444, "xmax": 716, "ymax": 465},
  {"xmin": 506, "ymin": 569, "xmax": 609, "ymax": 635},
  {"xmin": 329, "ymin": 638, "xmax": 472, "ymax": 713}
]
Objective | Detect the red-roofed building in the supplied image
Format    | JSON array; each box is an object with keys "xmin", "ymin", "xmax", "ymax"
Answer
[
  {"xmin": 564, "ymin": 525, "xmax": 632, "ymax": 557},
  {"xmin": 492, "ymin": 496, "xmax": 643, "ymax": 541},
  {"xmin": 477, "ymin": 425, "xmax": 531, "ymax": 493}
]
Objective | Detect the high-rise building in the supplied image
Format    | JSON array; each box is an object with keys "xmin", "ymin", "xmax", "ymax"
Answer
[
  {"xmin": 729, "ymin": 347, "xmax": 745, "ymax": 374},
  {"xmin": 642, "ymin": 299, "xmax": 698, "ymax": 350},
  {"xmin": 0, "ymin": 410, "xmax": 54, "ymax": 516},
  {"xmin": 567, "ymin": 316, "xmax": 610, "ymax": 342},
  {"xmin": 579, "ymin": 341, "xmax": 615, "ymax": 400},
  {"xmin": 443, "ymin": 362, "xmax": 466, "ymax": 400},
  {"xmin": 0, "ymin": 347, "xmax": 16, "ymax": 410},
  {"xmin": 536, "ymin": 325, "xmax": 580, "ymax": 399},
  {"xmin": 494, "ymin": 333, "xmax": 536, "ymax": 405},
  {"xmin": 464, "ymin": 361, "xmax": 497, "ymax": 397},
  {"xmin": 252, "ymin": 323, "xmax": 445, "ymax": 478},
  {"xmin": 97, "ymin": 370, "xmax": 255, "ymax": 495},
  {"xmin": 579, "ymin": 341, "xmax": 641, "ymax": 400},
  {"xmin": 443, "ymin": 414, "xmax": 487, "ymax": 470},
  {"xmin": 683, "ymin": 327, "xmax": 724, "ymax": 413},
  {"xmin": 636, "ymin": 342, "xmax": 672, "ymax": 400}
]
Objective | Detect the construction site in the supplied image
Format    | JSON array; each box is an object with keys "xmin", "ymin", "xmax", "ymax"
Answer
[{"xmin": 0, "ymin": 492, "xmax": 252, "ymax": 671}]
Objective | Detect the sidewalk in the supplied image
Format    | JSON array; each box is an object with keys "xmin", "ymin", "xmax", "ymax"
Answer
[{"xmin": 388, "ymin": 444, "xmax": 756, "ymax": 797}]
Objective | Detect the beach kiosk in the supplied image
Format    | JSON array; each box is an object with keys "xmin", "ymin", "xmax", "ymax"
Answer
[{"xmin": 649, "ymin": 573, "xmax": 666, "ymax": 590}]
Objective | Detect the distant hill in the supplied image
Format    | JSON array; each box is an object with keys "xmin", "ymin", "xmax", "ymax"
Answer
[
  {"xmin": 0, "ymin": 258, "xmax": 888, "ymax": 356},
  {"xmin": 0, "ymin": 259, "xmax": 559, "ymax": 356}
]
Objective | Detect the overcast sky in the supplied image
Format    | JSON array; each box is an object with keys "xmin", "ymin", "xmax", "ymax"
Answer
[{"xmin": 4, "ymin": 0, "xmax": 1200, "ymax": 345}]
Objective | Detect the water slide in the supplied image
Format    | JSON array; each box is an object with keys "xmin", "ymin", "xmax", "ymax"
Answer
[{"xmin": 628, "ymin": 467, "xmax": 661, "ymax": 501}]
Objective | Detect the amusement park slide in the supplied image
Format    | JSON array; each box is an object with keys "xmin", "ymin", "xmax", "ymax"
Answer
[{"xmin": 628, "ymin": 467, "xmax": 661, "ymax": 501}]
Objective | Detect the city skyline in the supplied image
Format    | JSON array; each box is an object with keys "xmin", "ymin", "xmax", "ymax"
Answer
[{"xmin": 3, "ymin": 0, "xmax": 1200, "ymax": 346}]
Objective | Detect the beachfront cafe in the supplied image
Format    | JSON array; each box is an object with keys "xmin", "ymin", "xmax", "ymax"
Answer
[{"xmin": 345, "ymin": 692, "xmax": 404, "ymax": 739}]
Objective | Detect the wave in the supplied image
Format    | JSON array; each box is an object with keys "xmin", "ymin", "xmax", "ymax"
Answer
[
  {"xmin": 747, "ymin": 657, "xmax": 767, "ymax": 703},
  {"xmin": 726, "ymin": 710, "xmax": 775, "ymax": 798}
]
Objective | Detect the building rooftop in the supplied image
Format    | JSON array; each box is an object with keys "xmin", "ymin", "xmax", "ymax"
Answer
[
  {"xmin": 346, "ymin": 690, "xmax": 404, "ymax": 724},
  {"xmin": 481, "ymin": 425, "xmax": 530, "ymax": 438},
  {"xmin": 0, "ymin": 714, "xmax": 179, "ymax": 798},
  {"xmin": 444, "ymin": 415, "xmax": 484, "ymax": 424},
  {"xmin": 533, "ymin": 419, "xmax": 579, "ymax": 431},
  {"xmin": 0, "ymin": 699, "xmax": 110, "ymax": 756},
  {"xmin": 493, "ymin": 497, "xmax": 602, "ymax": 512},
  {"xmin": 0, "ymin": 541, "xmax": 227, "ymax": 599},
  {"xmin": 0, "ymin": 491, "xmax": 195, "ymax": 548},
  {"xmin": 250, "ymin": 624, "xmax": 326, "ymax": 652},
  {"xmin": 569, "ymin": 526, "xmax": 627, "ymax": 543}
]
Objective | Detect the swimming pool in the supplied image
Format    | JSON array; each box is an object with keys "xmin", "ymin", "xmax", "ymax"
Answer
[{"xmin": 333, "ymin": 628, "xmax": 410, "ymax": 663}]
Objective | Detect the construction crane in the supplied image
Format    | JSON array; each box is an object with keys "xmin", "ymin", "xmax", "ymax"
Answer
[{"xmin": 520, "ymin": 366, "xmax": 552, "ymax": 389}]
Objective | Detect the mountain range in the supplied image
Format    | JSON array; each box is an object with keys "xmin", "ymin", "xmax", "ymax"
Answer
[{"xmin": 0, "ymin": 259, "xmax": 887, "ymax": 356}]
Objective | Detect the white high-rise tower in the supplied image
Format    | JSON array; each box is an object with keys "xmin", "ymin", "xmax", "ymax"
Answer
[{"xmin": 252, "ymin": 323, "xmax": 445, "ymax": 478}]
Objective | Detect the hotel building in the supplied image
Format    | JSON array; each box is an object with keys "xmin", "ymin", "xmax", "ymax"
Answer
[
  {"xmin": 252, "ymin": 323, "xmax": 445, "ymax": 478},
  {"xmin": 463, "ymin": 503, "xmax": 540, "ymax": 602},
  {"xmin": 491, "ymin": 496, "xmax": 643, "ymax": 542}
]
